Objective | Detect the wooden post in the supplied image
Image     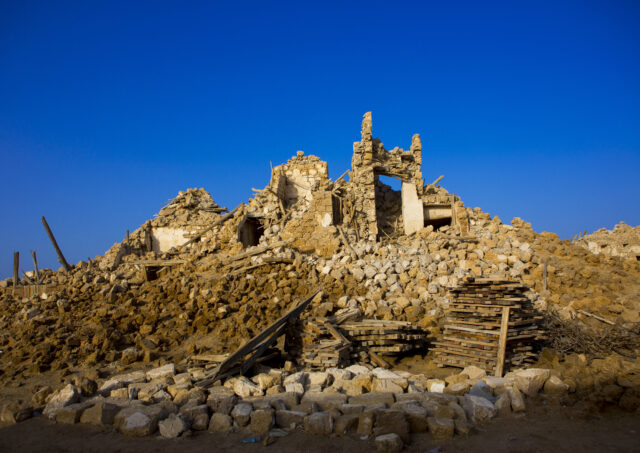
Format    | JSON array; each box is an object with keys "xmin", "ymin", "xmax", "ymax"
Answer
[
  {"xmin": 543, "ymin": 262, "xmax": 548, "ymax": 292},
  {"xmin": 144, "ymin": 224, "xmax": 153, "ymax": 253},
  {"xmin": 41, "ymin": 216, "xmax": 71, "ymax": 271},
  {"xmin": 31, "ymin": 250, "xmax": 39, "ymax": 284},
  {"xmin": 495, "ymin": 306, "xmax": 511, "ymax": 377},
  {"xmin": 13, "ymin": 252, "xmax": 19, "ymax": 291},
  {"xmin": 125, "ymin": 229, "xmax": 130, "ymax": 253}
]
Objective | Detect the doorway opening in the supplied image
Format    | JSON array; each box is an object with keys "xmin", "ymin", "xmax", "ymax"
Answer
[
  {"xmin": 238, "ymin": 216, "xmax": 265, "ymax": 248},
  {"xmin": 374, "ymin": 174, "xmax": 403, "ymax": 239}
]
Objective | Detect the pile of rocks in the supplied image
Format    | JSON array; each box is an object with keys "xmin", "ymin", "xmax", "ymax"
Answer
[
  {"xmin": 2, "ymin": 362, "xmax": 578, "ymax": 450},
  {"xmin": 575, "ymin": 221, "xmax": 640, "ymax": 261}
]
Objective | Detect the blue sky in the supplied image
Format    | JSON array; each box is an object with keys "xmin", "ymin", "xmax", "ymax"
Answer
[{"xmin": 1, "ymin": 1, "xmax": 639, "ymax": 276}]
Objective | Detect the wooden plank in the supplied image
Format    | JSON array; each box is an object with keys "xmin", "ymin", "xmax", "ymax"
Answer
[
  {"xmin": 41, "ymin": 216, "xmax": 71, "ymax": 271},
  {"xmin": 13, "ymin": 251, "xmax": 19, "ymax": 291},
  {"xmin": 197, "ymin": 289, "xmax": 320, "ymax": 385},
  {"xmin": 323, "ymin": 321, "xmax": 351, "ymax": 344},
  {"xmin": 495, "ymin": 306, "xmax": 511, "ymax": 377},
  {"xmin": 31, "ymin": 250, "xmax": 40, "ymax": 284}
]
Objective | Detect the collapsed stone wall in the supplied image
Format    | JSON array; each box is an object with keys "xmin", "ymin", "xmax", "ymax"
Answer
[{"xmin": 575, "ymin": 222, "xmax": 640, "ymax": 261}]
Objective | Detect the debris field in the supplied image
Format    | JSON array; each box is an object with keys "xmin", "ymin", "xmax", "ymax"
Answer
[{"xmin": 1, "ymin": 113, "xmax": 639, "ymax": 451}]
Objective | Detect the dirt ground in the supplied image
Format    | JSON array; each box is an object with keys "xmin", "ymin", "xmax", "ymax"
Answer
[{"xmin": 1, "ymin": 401, "xmax": 638, "ymax": 453}]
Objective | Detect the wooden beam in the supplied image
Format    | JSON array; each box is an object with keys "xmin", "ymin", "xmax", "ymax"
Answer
[
  {"xmin": 196, "ymin": 289, "xmax": 321, "ymax": 386},
  {"xmin": 495, "ymin": 306, "xmax": 511, "ymax": 377},
  {"xmin": 222, "ymin": 239, "xmax": 290, "ymax": 265},
  {"xmin": 144, "ymin": 223, "xmax": 153, "ymax": 253},
  {"xmin": 41, "ymin": 216, "xmax": 71, "ymax": 271},
  {"xmin": 31, "ymin": 250, "xmax": 40, "ymax": 284},
  {"xmin": 13, "ymin": 251, "xmax": 19, "ymax": 291}
]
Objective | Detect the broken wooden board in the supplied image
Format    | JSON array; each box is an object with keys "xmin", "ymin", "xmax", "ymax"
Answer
[{"xmin": 196, "ymin": 289, "xmax": 321, "ymax": 386}]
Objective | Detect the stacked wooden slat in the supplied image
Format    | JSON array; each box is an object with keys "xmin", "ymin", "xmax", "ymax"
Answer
[
  {"xmin": 339, "ymin": 320, "xmax": 427, "ymax": 362},
  {"xmin": 433, "ymin": 278, "xmax": 545, "ymax": 374},
  {"xmin": 286, "ymin": 317, "xmax": 352, "ymax": 368}
]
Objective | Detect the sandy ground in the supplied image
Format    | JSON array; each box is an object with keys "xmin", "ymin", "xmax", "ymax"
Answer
[{"xmin": 1, "ymin": 402, "xmax": 639, "ymax": 453}]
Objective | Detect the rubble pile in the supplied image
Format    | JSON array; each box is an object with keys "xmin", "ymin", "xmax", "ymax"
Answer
[
  {"xmin": 574, "ymin": 221, "xmax": 640, "ymax": 261},
  {"xmin": 1, "ymin": 112, "xmax": 640, "ymax": 446}
]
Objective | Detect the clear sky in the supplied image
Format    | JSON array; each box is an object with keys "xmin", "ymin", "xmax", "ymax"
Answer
[{"xmin": 1, "ymin": 1, "xmax": 639, "ymax": 277}]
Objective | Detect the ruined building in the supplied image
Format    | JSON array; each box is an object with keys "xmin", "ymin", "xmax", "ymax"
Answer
[{"xmin": 103, "ymin": 112, "xmax": 469, "ymax": 264}]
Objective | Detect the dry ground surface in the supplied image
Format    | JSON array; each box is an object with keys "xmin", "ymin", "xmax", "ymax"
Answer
[{"xmin": 1, "ymin": 402, "xmax": 638, "ymax": 453}]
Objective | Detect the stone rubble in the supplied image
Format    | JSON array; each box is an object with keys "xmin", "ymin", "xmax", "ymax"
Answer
[{"xmin": 0, "ymin": 112, "xmax": 639, "ymax": 448}]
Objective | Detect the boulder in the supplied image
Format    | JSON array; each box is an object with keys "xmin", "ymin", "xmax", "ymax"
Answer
[
  {"xmin": 373, "ymin": 409, "xmax": 410, "ymax": 443},
  {"xmin": 115, "ymin": 403, "xmax": 175, "ymax": 437},
  {"xmin": 99, "ymin": 371, "xmax": 146, "ymax": 394},
  {"xmin": 80, "ymin": 400, "xmax": 121, "ymax": 426},
  {"xmin": 349, "ymin": 393, "xmax": 395, "ymax": 407},
  {"xmin": 357, "ymin": 410, "xmax": 375, "ymax": 435},
  {"xmin": 372, "ymin": 379, "xmax": 404, "ymax": 394},
  {"xmin": 206, "ymin": 387, "xmax": 237, "ymax": 415},
  {"xmin": 462, "ymin": 395, "xmax": 498, "ymax": 423},
  {"xmin": 494, "ymin": 394, "xmax": 511, "ymax": 416},
  {"xmin": 543, "ymin": 375, "xmax": 569, "ymax": 396},
  {"xmin": 231, "ymin": 402, "xmax": 253, "ymax": 427},
  {"xmin": 304, "ymin": 411, "xmax": 333, "ymax": 435},
  {"xmin": 230, "ymin": 377, "xmax": 263, "ymax": 398},
  {"xmin": 308, "ymin": 372, "xmax": 330, "ymax": 387},
  {"xmin": 118, "ymin": 411, "xmax": 155, "ymax": 437},
  {"xmin": 400, "ymin": 403, "xmax": 428, "ymax": 432},
  {"xmin": 0, "ymin": 404, "xmax": 33, "ymax": 424},
  {"xmin": 146, "ymin": 364, "xmax": 175, "ymax": 381},
  {"xmin": 427, "ymin": 416, "xmax": 454, "ymax": 441},
  {"xmin": 375, "ymin": 433, "xmax": 404, "ymax": 453},
  {"xmin": 506, "ymin": 368, "xmax": 550, "ymax": 396},
  {"xmin": 334, "ymin": 413, "xmax": 360, "ymax": 434},
  {"xmin": 252, "ymin": 373, "xmax": 280, "ymax": 391},
  {"xmin": 275, "ymin": 410, "xmax": 306, "ymax": 429},
  {"xmin": 426, "ymin": 379, "xmax": 446, "ymax": 393},
  {"xmin": 301, "ymin": 392, "xmax": 347, "ymax": 411},
  {"xmin": 506, "ymin": 386, "xmax": 526, "ymax": 412},
  {"xmin": 55, "ymin": 401, "xmax": 95, "ymax": 424},
  {"xmin": 208, "ymin": 413, "xmax": 233, "ymax": 432},
  {"xmin": 180, "ymin": 404, "xmax": 209, "ymax": 429},
  {"xmin": 43, "ymin": 384, "xmax": 80, "ymax": 419},
  {"xmin": 250, "ymin": 408, "xmax": 274, "ymax": 434},
  {"xmin": 158, "ymin": 414, "xmax": 187, "ymax": 438},
  {"xmin": 454, "ymin": 419, "xmax": 474, "ymax": 436},
  {"xmin": 461, "ymin": 366, "xmax": 486, "ymax": 381}
]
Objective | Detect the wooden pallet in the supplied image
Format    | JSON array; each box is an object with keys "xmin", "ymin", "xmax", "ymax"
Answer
[{"xmin": 433, "ymin": 278, "xmax": 544, "ymax": 376}]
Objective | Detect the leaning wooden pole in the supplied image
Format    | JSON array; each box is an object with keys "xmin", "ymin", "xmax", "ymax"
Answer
[
  {"xmin": 13, "ymin": 252, "xmax": 19, "ymax": 292},
  {"xmin": 31, "ymin": 250, "xmax": 40, "ymax": 284},
  {"xmin": 41, "ymin": 216, "xmax": 71, "ymax": 272}
]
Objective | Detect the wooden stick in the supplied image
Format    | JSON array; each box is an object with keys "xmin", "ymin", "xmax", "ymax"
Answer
[
  {"xmin": 222, "ymin": 239, "xmax": 290, "ymax": 265},
  {"xmin": 369, "ymin": 351, "xmax": 391, "ymax": 368},
  {"xmin": 197, "ymin": 290, "xmax": 321, "ymax": 386},
  {"xmin": 21, "ymin": 270, "xmax": 35, "ymax": 285},
  {"xmin": 13, "ymin": 251, "xmax": 19, "ymax": 291},
  {"xmin": 543, "ymin": 262, "xmax": 548, "ymax": 292},
  {"xmin": 577, "ymin": 309, "xmax": 615, "ymax": 326},
  {"xmin": 495, "ymin": 306, "xmax": 511, "ymax": 377},
  {"xmin": 31, "ymin": 250, "xmax": 40, "ymax": 284},
  {"xmin": 144, "ymin": 223, "xmax": 153, "ymax": 253},
  {"xmin": 41, "ymin": 216, "xmax": 71, "ymax": 271}
]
